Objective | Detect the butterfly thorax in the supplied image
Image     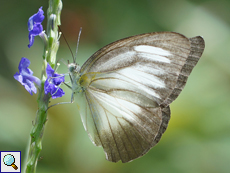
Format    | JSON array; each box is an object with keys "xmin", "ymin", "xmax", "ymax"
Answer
[
  {"xmin": 68, "ymin": 63, "xmax": 102, "ymax": 94},
  {"xmin": 68, "ymin": 63, "xmax": 83, "ymax": 93}
]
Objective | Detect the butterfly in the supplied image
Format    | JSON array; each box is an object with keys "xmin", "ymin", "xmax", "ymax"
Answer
[{"xmin": 67, "ymin": 32, "xmax": 205, "ymax": 163}]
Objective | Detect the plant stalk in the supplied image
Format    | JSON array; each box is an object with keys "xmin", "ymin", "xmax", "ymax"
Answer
[{"xmin": 25, "ymin": 0, "xmax": 62, "ymax": 172}]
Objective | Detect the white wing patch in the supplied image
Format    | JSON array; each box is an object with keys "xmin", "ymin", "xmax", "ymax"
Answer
[
  {"xmin": 134, "ymin": 45, "xmax": 171, "ymax": 56},
  {"xmin": 134, "ymin": 45, "xmax": 171, "ymax": 63},
  {"xmin": 133, "ymin": 62, "xmax": 166, "ymax": 75},
  {"xmin": 117, "ymin": 68, "xmax": 165, "ymax": 89},
  {"xmin": 89, "ymin": 68, "xmax": 165, "ymax": 99},
  {"xmin": 91, "ymin": 90, "xmax": 143, "ymax": 123}
]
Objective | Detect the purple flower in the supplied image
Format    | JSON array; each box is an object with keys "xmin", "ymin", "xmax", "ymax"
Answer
[
  {"xmin": 44, "ymin": 63, "xmax": 65, "ymax": 99},
  {"xmin": 14, "ymin": 57, "xmax": 41, "ymax": 95},
  {"xmin": 28, "ymin": 7, "xmax": 45, "ymax": 48}
]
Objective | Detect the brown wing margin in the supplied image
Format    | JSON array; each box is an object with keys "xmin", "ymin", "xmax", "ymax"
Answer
[
  {"xmin": 161, "ymin": 36, "xmax": 205, "ymax": 107},
  {"xmin": 151, "ymin": 106, "xmax": 171, "ymax": 147}
]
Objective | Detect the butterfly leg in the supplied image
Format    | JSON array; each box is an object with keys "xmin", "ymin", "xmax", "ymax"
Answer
[
  {"xmin": 71, "ymin": 92, "xmax": 74, "ymax": 103},
  {"xmin": 47, "ymin": 101, "xmax": 73, "ymax": 110},
  {"xmin": 46, "ymin": 90, "xmax": 75, "ymax": 111},
  {"xmin": 63, "ymin": 82, "xmax": 72, "ymax": 89}
]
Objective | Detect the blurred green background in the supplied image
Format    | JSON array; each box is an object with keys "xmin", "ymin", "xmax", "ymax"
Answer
[{"xmin": 1, "ymin": 0, "xmax": 230, "ymax": 172}]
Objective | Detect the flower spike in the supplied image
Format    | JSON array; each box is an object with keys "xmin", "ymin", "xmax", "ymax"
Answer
[
  {"xmin": 14, "ymin": 57, "xmax": 41, "ymax": 95},
  {"xmin": 44, "ymin": 63, "xmax": 65, "ymax": 99},
  {"xmin": 28, "ymin": 7, "xmax": 45, "ymax": 48}
]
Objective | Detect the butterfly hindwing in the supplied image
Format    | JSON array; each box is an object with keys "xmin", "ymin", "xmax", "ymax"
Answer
[
  {"xmin": 73, "ymin": 32, "xmax": 205, "ymax": 162},
  {"xmin": 84, "ymin": 87, "xmax": 168, "ymax": 162}
]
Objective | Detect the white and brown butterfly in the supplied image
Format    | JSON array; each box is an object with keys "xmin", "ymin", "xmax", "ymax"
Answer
[{"xmin": 67, "ymin": 32, "xmax": 205, "ymax": 163}]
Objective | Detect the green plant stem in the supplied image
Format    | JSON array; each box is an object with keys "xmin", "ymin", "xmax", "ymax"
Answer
[
  {"xmin": 25, "ymin": 89, "xmax": 49, "ymax": 173},
  {"xmin": 25, "ymin": 0, "xmax": 62, "ymax": 172}
]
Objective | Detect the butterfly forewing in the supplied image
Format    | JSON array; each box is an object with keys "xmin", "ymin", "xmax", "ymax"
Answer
[{"xmin": 72, "ymin": 32, "xmax": 205, "ymax": 162}]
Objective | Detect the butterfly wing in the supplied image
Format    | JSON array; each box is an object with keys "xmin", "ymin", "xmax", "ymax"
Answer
[{"xmin": 75, "ymin": 32, "xmax": 205, "ymax": 162}]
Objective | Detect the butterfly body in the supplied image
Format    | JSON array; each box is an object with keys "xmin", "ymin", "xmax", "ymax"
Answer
[
  {"xmin": 68, "ymin": 32, "xmax": 205, "ymax": 163},
  {"xmin": 68, "ymin": 63, "xmax": 82, "ymax": 93}
]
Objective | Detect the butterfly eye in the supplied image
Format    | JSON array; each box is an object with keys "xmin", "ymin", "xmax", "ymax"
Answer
[{"xmin": 68, "ymin": 64, "xmax": 75, "ymax": 73}]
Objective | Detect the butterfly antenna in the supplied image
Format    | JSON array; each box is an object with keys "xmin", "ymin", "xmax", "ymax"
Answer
[
  {"xmin": 58, "ymin": 26, "xmax": 75, "ymax": 63},
  {"xmin": 74, "ymin": 27, "xmax": 82, "ymax": 63}
]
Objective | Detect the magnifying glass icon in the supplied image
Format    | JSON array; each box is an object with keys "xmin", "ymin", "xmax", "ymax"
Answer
[{"xmin": 3, "ymin": 154, "xmax": 18, "ymax": 170}]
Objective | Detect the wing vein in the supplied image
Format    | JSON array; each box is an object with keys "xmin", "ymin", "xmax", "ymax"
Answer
[
  {"xmin": 116, "ymin": 117, "xmax": 138, "ymax": 157},
  {"xmin": 90, "ymin": 77, "xmax": 162, "ymax": 100},
  {"xmin": 121, "ymin": 116, "xmax": 152, "ymax": 145},
  {"xmin": 103, "ymin": 107, "xmax": 123, "ymax": 161},
  {"xmin": 129, "ymin": 67, "xmax": 173, "ymax": 89},
  {"xmin": 88, "ymin": 85, "xmax": 160, "ymax": 108},
  {"xmin": 90, "ymin": 89, "xmax": 154, "ymax": 145},
  {"xmin": 85, "ymin": 91, "xmax": 114, "ymax": 160},
  {"xmin": 114, "ymin": 71, "xmax": 164, "ymax": 94},
  {"xmin": 88, "ymin": 90, "xmax": 122, "ymax": 161}
]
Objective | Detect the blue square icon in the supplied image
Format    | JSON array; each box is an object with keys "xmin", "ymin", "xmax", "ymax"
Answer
[{"xmin": 0, "ymin": 151, "xmax": 21, "ymax": 173}]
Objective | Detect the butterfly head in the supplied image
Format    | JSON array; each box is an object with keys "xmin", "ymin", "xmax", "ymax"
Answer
[
  {"xmin": 68, "ymin": 62, "xmax": 81, "ymax": 84},
  {"xmin": 68, "ymin": 63, "xmax": 81, "ymax": 74}
]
